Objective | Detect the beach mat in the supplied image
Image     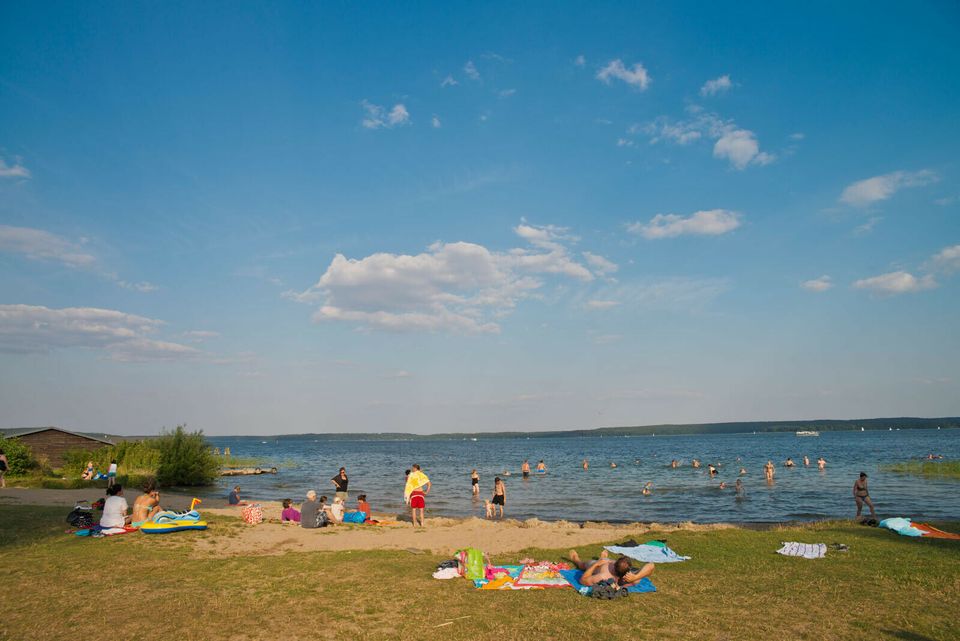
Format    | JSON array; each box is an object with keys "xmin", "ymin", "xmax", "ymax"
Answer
[
  {"xmin": 914, "ymin": 523, "xmax": 960, "ymax": 540},
  {"xmin": 559, "ymin": 569, "xmax": 655, "ymax": 595}
]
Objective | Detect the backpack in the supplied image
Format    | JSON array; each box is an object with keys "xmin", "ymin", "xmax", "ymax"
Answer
[{"xmin": 67, "ymin": 503, "xmax": 94, "ymax": 529}]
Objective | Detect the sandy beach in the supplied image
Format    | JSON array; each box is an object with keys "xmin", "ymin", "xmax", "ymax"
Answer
[{"xmin": 0, "ymin": 487, "xmax": 733, "ymax": 556}]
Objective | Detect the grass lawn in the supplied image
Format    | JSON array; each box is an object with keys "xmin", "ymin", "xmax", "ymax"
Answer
[{"xmin": 1, "ymin": 506, "xmax": 958, "ymax": 641}]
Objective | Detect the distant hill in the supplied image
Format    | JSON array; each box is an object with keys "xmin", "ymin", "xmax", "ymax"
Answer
[{"xmin": 214, "ymin": 416, "xmax": 960, "ymax": 441}]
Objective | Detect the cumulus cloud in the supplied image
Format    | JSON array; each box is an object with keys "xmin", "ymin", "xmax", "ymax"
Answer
[
  {"xmin": 839, "ymin": 170, "xmax": 939, "ymax": 207},
  {"xmin": 0, "ymin": 156, "xmax": 30, "ymax": 179},
  {"xmin": 700, "ymin": 75, "xmax": 732, "ymax": 96},
  {"xmin": 582, "ymin": 252, "xmax": 618, "ymax": 275},
  {"xmin": 464, "ymin": 60, "xmax": 480, "ymax": 80},
  {"xmin": 289, "ymin": 223, "xmax": 608, "ymax": 333},
  {"xmin": 801, "ymin": 275, "xmax": 833, "ymax": 292},
  {"xmin": 596, "ymin": 59, "xmax": 650, "ymax": 90},
  {"xmin": 440, "ymin": 75, "xmax": 458, "ymax": 87},
  {"xmin": 0, "ymin": 304, "xmax": 200, "ymax": 361},
  {"xmin": 930, "ymin": 244, "xmax": 960, "ymax": 274},
  {"xmin": 0, "ymin": 225, "xmax": 97, "ymax": 268},
  {"xmin": 852, "ymin": 271, "xmax": 937, "ymax": 296},
  {"xmin": 360, "ymin": 100, "xmax": 411, "ymax": 129},
  {"xmin": 713, "ymin": 129, "xmax": 774, "ymax": 169},
  {"xmin": 431, "ymin": 115, "xmax": 442, "ymax": 129},
  {"xmin": 627, "ymin": 209, "xmax": 742, "ymax": 239},
  {"xmin": 616, "ymin": 138, "xmax": 634, "ymax": 147},
  {"xmin": 641, "ymin": 110, "xmax": 773, "ymax": 169}
]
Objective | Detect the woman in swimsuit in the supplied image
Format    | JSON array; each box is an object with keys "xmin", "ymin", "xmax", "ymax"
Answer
[
  {"xmin": 132, "ymin": 481, "xmax": 162, "ymax": 525},
  {"xmin": 471, "ymin": 469, "xmax": 479, "ymax": 496},
  {"xmin": 853, "ymin": 472, "xmax": 877, "ymax": 520},
  {"xmin": 81, "ymin": 461, "xmax": 95, "ymax": 480}
]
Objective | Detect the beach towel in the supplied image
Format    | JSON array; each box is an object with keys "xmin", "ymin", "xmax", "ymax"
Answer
[
  {"xmin": 604, "ymin": 543, "xmax": 690, "ymax": 563},
  {"xmin": 776, "ymin": 542, "xmax": 826, "ymax": 559},
  {"xmin": 473, "ymin": 565, "xmax": 523, "ymax": 589},
  {"xmin": 559, "ymin": 569, "xmax": 655, "ymax": 595},
  {"xmin": 913, "ymin": 523, "xmax": 960, "ymax": 540},
  {"xmin": 404, "ymin": 470, "xmax": 430, "ymax": 501},
  {"xmin": 513, "ymin": 565, "xmax": 570, "ymax": 588},
  {"xmin": 879, "ymin": 517, "xmax": 924, "ymax": 537}
]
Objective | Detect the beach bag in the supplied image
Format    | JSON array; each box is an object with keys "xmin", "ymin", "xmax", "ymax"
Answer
[
  {"xmin": 342, "ymin": 511, "xmax": 366, "ymax": 524},
  {"xmin": 458, "ymin": 547, "xmax": 485, "ymax": 581},
  {"xmin": 67, "ymin": 503, "xmax": 94, "ymax": 529},
  {"xmin": 241, "ymin": 504, "xmax": 263, "ymax": 525}
]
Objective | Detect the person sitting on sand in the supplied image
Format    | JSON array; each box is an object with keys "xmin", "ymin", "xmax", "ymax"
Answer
[
  {"xmin": 854, "ymin": 472, "xmax": 877, "ymax": 521},
  {"xmin": 785, "ymin": 458, "xmax": 796, "ymax": 468},
  {"xmin": 357, "ymin": 494, "xmax": 371, "ymax": 520},
  {"xmin": 818, "ymin": 457, "xmax": 827, "ymax": 470},
  {"xmin": 491, "ymin": 476, "xmax": 506, "ymax": 518},
  {"xmin": 132, "ymin": 481, "xmax": 162, "ymax": 525},
  {"xmin": 281, "ymin": 498, "xmax": 300, "ymax": 524},
  {"xmin": 328, "ymin": 497, "xmax": 345, "ymax": 524},
  {"xmin": 227, "ymin": 485, "xmax": 248, "ymax": 506},
  {"xmin": 300, "ymin": 491, "xmax": 322, "ymax": 528},
  {"xmin": 568, "ymin": 549, "xmax": 655, "ymax": 587},
  {"xmin": 100, "ymin": 484, "xmax": 130, "ymax": 529},
  {"xmin": 81, "ymin": 460, "xmax": 95, "ymax": 481},
  {"xmin": 536, "ymin": 460, "xmax": 546, "ymax": 473}
]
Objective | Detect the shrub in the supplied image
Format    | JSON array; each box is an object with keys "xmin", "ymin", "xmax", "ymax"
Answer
[
  {"xmin": 154, "ymin": 425, "xmax": 219, "ymax": 486},
  {"xmin": 0, "ymin": 436, "xmax": 38, "ymax": 475}
]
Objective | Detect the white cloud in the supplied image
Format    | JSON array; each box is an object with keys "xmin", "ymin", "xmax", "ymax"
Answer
[
  {"xmin": 464, "ymin": 60, "xmax": 480, "ymax": 81},
  {"xmin": 934, "ymin": 195, "xmax": 956, "ymax": 206},
  {"xmin": 616, "ymin": 138, "xmax": 634, "ymax": 147},
  {"xmin": 839, "ymin": 170, "xmax": 938, "ymax": 207},
  {"xmin": 0, "ymin": 225, "xmax": 97, "ymax": 268},
  {"xmin": 852, "ymin": 271, "xmax": 937, "ymax": 296},
  {"xmin": 118, "ymin": 280, "xmax": 159, "ymax": 293},
  {"xmin": 586, "ymin": 300, "xmax": 620, "ymax": 310},
  {"xmin": 290, "ymin": 223, "xmax": 607, "ymax": 333},
  {"xmin": 801, "ymin": 276, "xmax": 833, "ymax": 292},
  {"xmin": 498, "ymin": 88, "xmax": 516, "ymax": 98},
  {"xmin": 789, "ymin": 132, "xmax": 805, "ymax": 141},
  {"xmin": 0, "ymin": 304, "xmax": 200, "ymax": 361},
  {"xmin": 700, "ymin": 75, "xmax": 732, "ymax": 96},
  {"xmin": 182, "ymin": 330, "xmax": 220, "ymax": 342},
  {"xmin": 596, "ymin": 59, "xmax": 650, "ymax": 90},
  {"xmin": 930, "ymin": 244, "xmax": 960, "ymax": 274},
  {"xmin": 574, "ymin": 55, "xmax": 586, "ymax": 67},
  {"xmin": 360, "ymin": 100, "xmax": 411, "ymax": 129},
  {"xmin": 440, "ymin": 75, "xmax": 458, "ymax": 87},
  {"xmin": 627, "ymin": 209, "xmax": 742, "ymax": 239},
  {"xmin": 582, "ymin": 251, "xmax": 618, "ymax": 275},
  {"xmin": 585, "ymin": 277, "xmax": 729, "ymax": 313},
  {"xmin": 0, "ymin": 156, "xmax": 30, "ymax": 179},
  {"xmin": 853, "ymin": 217, "xmax": 881, "ymax": 236},
  {"xmin": 431, "ymin": 115, "xmax": 442, "ymax": 129},
  {"xmin": 642, "ymin": 111, "xmax": 773, "ymax": 169},
  {"xmin": 713, "ymin": 129, "xmax": 774, "ymax": 170}
]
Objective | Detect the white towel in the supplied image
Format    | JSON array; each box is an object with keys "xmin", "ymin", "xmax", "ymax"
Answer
[{"xmin": 776, "ymin": 542, "xmax": 826, "ymax": 559}]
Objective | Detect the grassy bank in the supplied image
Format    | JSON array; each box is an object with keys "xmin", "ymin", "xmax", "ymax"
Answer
[
  {"xmin": 882, "ymin": 460, "xmax": 960, "ymax": 479},
  {"xmin": 0, "ymin": 506, "xmax": 958, "ymax": 641}
]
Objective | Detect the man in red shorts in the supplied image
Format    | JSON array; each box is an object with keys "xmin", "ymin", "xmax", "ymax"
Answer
[{"xmin": 406, "ymin": 464, "xmax": 431, "ymax": 527}]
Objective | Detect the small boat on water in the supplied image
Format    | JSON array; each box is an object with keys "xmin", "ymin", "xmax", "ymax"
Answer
[{"xmin": 796, "ymin": 430, "xmax": 820, "ymax": 437}]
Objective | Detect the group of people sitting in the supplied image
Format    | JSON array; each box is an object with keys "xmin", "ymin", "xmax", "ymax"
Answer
[
  {"xmin": 284, "ymin": 490, "xmax": 371, "ymax": 527},
  {"xmin": 99, "ymin": 481, "xmax": 164, "ymax": 528}
]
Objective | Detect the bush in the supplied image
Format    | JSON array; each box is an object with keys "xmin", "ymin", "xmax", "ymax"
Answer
[
  {"xmin": 154, "ymin": 425, "xmax": 219, "ymax": 486},
  {"xmin": 0, "ymin": 436, "xmax": 38, "ymax": 475}
]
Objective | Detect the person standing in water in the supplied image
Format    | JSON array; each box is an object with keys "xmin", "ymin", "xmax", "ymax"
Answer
[
  {"xmin": 521, "ymin": 459, "xmax": 531, "ymax": 479},
  {"xmin": 491, "ymin": 476, "xmax": 506, "ymax": 518},
  {"xmin": 817, "ymin": 457, "xmax": 827, "ymax": 471},
  {"xmin": 582, "ymin": 459, "xmax": 589, "ymax": 471},
  {"xmin": 536, "ymin": 460, "xmax": 546, "ymax": 473},
  {"xmin": 764, "ymin": 461, "xmax": 775, "ymax": 481},
  {"xmin": 803, "ymin": 455, "xmax": 810, "ymax": 467},
  {"xmin": 471, "ymin": 469, "xmax": 480, "ymax": 496},
  {"xmin": 853, "ymin": 472, "xmax": 877, "ymax": 521}
]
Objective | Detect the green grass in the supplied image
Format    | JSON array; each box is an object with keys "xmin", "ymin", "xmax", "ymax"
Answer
[
  {"xmin": 882, "ymin": 460, "xmax": 960, "ymax": 479},
  {"xmin": 1, "ymin": 506, "xmax": 958, "ymax": 641}
]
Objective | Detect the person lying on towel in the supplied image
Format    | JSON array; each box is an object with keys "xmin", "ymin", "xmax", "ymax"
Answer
[{"xmin": 567, "ymin": 549, "xmax": 654, "ymax": 587}]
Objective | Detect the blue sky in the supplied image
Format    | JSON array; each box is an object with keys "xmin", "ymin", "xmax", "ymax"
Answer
[{"xmin": 1, "ymin": 2, "xmax": 958, "ymax": 435}]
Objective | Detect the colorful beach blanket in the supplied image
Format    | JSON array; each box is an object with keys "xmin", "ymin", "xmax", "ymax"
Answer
[
  {"xmin": 559, "ymin": 569, "xmax": 656, "ymax": 595},
  {"xmin": 604, "ymin": 543, "xmax": 690, "ymax": 563},
  {"xmin": 514, "ymin": 564, "xmax": 570, "ymax": 588},
  {"xmin": 776, "ymin": 542, "xmax": 827, "ymax": 559}
]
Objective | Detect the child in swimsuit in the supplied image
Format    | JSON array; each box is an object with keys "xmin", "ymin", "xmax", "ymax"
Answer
[{"xmin": 471, "ymin": 469, "xmax": 479, "ymax": 496}]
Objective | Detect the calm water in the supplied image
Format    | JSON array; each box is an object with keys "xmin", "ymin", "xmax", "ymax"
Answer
[{"xmin": 204, "ymin": 429, "xmax": 960, "ymax": 523}]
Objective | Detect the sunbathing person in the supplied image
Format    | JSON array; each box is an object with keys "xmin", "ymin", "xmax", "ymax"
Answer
[
  {"xmin": 81, "ymin": 461, "xmax": 95, "ymax": 480},
  {"xmin": 132, "ymin": 481, "xmax": 162, "ymax": 524},
  {"xmin": 568, "ymin": 549, "xmax": 654, "ymax": 587}
]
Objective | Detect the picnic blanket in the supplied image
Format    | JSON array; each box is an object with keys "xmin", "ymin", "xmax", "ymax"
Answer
[
  {"xmin": 604, "ymin": 542, "xmax": 690, "ymax": 563},
  {"xmin": 559, "ymin": 569, "xmax": 656, "ymax": 595},
  {"xmin": 776, "ymin": 542, "xmax": 827, "ymax": 559},
  {"xmin": 75, "ymin": 526, "xmax": 138, "ymax": 537},
  {"xmin": 879, "ymin": 517, "xmax": 925, "ymax": 537},
  {"xmin": 513, "ymin": 564, "xmax": 570, "ymax": 588}
]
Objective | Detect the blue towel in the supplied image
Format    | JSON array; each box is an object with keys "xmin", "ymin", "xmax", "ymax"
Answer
[
  {"xmin": 879, "ymin": 517, "xmax": 924, "ymax": 537},
  {"xmin": 604, "ymin": 544, "xmax": 690, "ymax": 563},
  {"xmin": 559, "ymin": 569, "xmax": 656, "ymax": 595}
]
